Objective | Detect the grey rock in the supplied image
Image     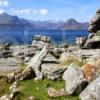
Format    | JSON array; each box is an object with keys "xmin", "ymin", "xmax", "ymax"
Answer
[
  {"xmin": 41, "ymin": 63, "xmax": 67, "ymax": 80},
  {"xmin": 79, "ymin": 76, "xmax": 100, "ymax": 100},
  {"xmin": 27, "ymin": 47, "xmax": 48, "ymax": 77},
  {"xmin": 42, "ymin": 53, "xmax": 57, "ymax": 63},
  {"xmin": 63, "ymin": 64, "xmax": 87, "ymax": 95}
]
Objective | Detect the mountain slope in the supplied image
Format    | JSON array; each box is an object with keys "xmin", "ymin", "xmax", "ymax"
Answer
[{"xmin": 0, "ymin": 13, "xmax": 89, "ymax": 30}]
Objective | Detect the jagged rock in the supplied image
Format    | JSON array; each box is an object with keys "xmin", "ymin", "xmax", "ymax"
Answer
[
  {"xmin": 77, "ymin": 9, "xmax": 100, "ymax": 49},
  {"xmin": 41, "ymin": 63, "xmax": 67, "ymax": 80},
  {"xmin": 48, "ymin": 88, "xmax": 68, "ymax": 97},
  {"xmin": 27, "ymin": 47, "xmax": 48, "ymax": 78},
  {"xmin": 79, "ymin": 76, "xmax": 100, "ymax": 100},
  {"xmin": 63, "ymin": 64, "xmax": 88, "ymax": 95}
]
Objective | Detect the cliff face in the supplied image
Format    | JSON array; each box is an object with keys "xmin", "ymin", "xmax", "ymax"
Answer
[{"xmin": 0, "ymin": 13, "xmax": 89, "ymax": 30}]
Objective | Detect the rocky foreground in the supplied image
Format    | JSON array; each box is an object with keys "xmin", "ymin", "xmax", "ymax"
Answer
[{"xmin": 0, "ymin": 9, "xmax": 100, "ymax": 100}]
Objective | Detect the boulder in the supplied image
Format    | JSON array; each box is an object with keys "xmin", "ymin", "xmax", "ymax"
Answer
[
  {"xmin": 82, "ymin": 58, "xmax": 100, "ymax": 82},
  {"xmin": 41, "ymin": 63, "xmax": 67, "ymax": 80},
  {"xmin": 63, "ymin": 64, "xmax": 88, "ymax": 95},
  {"xmin": 79, "ymin": 76, "xmax": 100, "ymax": 100},
  {"xmin": 27, "ymin": 47, "xmax": 48, "ymax": 77}
]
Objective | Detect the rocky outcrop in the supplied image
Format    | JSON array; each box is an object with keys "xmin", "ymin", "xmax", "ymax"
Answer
[
  {"xmin": 79, "ymin": 76, "xmax": 100, "ymax": 100},
  {"xmin": 11, "ymin": 45, "xmax": 37, "ymax": 63},
  {"xmin": 63, "ymin": 64, "xmax": 88, "ymax": 95}
]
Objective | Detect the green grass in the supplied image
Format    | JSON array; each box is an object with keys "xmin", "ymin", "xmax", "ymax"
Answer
[
  {"xmin": 0, "ymin": 77, "xmax": 11, "ymax": 97},
  {"xmin": 15, "ymin": 79, "xmax": 79, "ymax": 100}
]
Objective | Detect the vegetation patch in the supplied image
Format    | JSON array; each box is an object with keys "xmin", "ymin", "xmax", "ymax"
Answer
[
  {"xmin": 15, "ymin": 79, "xmax": 79, "ymax": 100},
  {"xmin": 0, "ymin": 77, "xmax": 11, "ymax": 97}
]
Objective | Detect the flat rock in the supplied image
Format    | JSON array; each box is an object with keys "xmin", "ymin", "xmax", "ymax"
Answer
[
  {"xmin": 0, "ymin": 58, "xmax": 20, "ymax": 72},
  {"xmin": 41, "ymin": 63, "xmax": 67, "ymax": 80}
]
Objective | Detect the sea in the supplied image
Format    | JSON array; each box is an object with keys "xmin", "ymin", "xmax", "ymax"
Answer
[{"xmin": 0, "ymin": 27, "xmax": 89, "ymax": 45}]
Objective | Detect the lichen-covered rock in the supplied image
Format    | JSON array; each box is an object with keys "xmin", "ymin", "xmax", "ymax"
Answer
[
  {"xmin": 63, "ymin": 64, "xmax": 88, "ymax": 95},
  {"xmin": 82, "ymin": 63, "xmax": 95, "ymax": 82},
  {"xmin": 82, "ymin": 58, "xmax": 100, "ymax": 82},
  {"xmin": 5, "ymin": 67, "xmax": 36, "ymax": 83},
  {"xmin": 79, "ymin": 76, "xmax": 100, "ymax": 100},
  {"xmin": 48, "ymin": 88, "xmax": 68, "ymax": 97}
]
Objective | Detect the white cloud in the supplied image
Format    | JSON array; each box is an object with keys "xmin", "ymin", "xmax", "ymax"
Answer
[
  {"xmin": 39, "ymin": 9, "xmax": 48, "ymax": 15},
  {"xmin": 0, "ymin": 9, "xmax": 4, "ymax": 14},
  {"xmin": 0, "ymin": 0, "xmax": 9, "ymax": 7},
  {"xmin": 11, "ymin": 8, "xmax": 48, "ymax": 16},
  {"xmin": 11, "ymin": 8, "xmax": 38, "ymax": 15}
]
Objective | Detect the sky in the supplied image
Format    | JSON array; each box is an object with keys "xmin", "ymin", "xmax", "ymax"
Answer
[{"xmin": 0, "ymin": 0, "xmax": 100, "ymax": 22}]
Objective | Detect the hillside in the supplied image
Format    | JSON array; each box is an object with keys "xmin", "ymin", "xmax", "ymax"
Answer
[{"xmin": 0, "ymin": 13, "xmax": 89, "ymax": 30}]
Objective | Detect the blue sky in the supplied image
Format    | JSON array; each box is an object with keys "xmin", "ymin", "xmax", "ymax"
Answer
[{"xmin": 0, "ymin": 0, "xmax": 100, "ymax": 22}]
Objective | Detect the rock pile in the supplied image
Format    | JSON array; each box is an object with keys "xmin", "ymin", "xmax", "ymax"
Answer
[
  {"xmin": 76, "ymin": 9, "xmax": 100, "ymax": 49},
  {"xmin": 32, "ymin": 35, "xmax": 51, "ymax": 49}
]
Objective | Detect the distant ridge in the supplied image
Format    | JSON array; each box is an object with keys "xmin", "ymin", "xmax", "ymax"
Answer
[{"xmin": 0, "ymin": 13, "xmax": 89, "ymax": 30}]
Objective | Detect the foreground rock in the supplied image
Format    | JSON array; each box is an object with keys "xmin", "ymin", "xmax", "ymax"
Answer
[
  {"xmin": 63, "ymin": 64, "xmax": 88, "ymax": 95},
  {"xmin": 48, "ymin": 88, "xmax": 68, "ymax": 97},
  {"xmin": 27, "ymin": 46, "xmax": 48, "ymax": 78},
  {"xmin": 79, "ymin": 76, "xmax": 100, "ymax": 100},
  {"xmin": 82, "ymin": 58, "xmax": 100, "ymax": 82}
]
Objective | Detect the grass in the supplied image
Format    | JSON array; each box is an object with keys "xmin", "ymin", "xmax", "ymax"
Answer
[
  {"xmin": 0, "ymin": 76, "xmax": 11, "ymax": 97},
  {"xmin": 15, "ymin": 79, "xmax": 79, "ymax": 100},
  {"xmin": 59, "ymin": 54, "xmax": 84, "ymax": 67}
]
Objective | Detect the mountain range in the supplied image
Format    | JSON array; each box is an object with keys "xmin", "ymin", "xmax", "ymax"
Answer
[{"xmin": 0, "ymin": 13, "xmax": 89, "ymax": 30}]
